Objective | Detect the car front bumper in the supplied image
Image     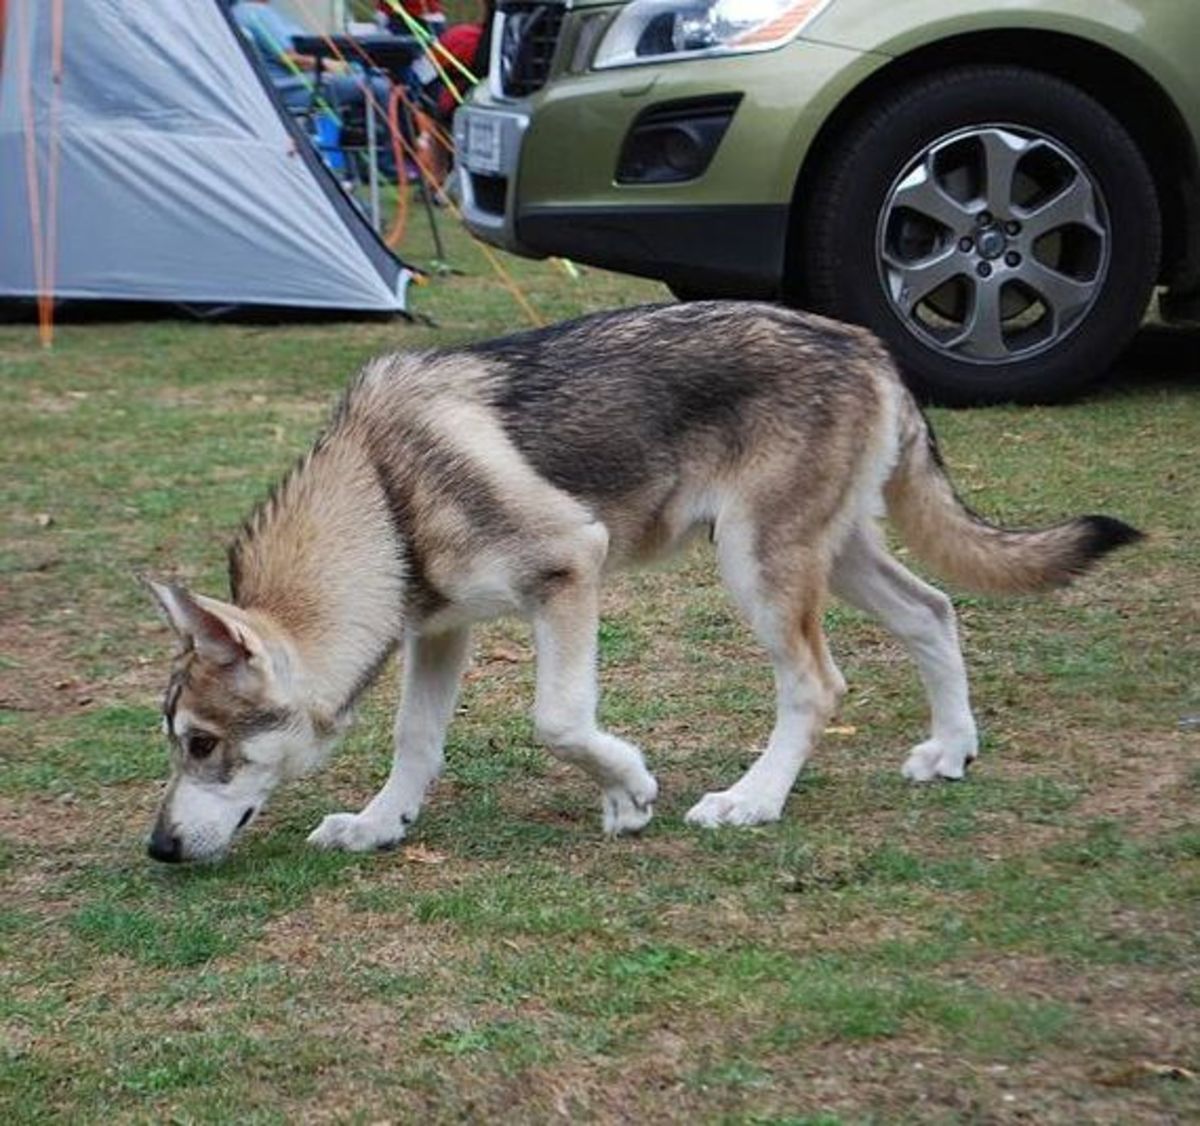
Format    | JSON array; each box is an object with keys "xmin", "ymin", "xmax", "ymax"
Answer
[
  {"xmin": 515, "ymin": 203, "xmax": 789, "ymax": 296},
  {"xmin": 454, "ymin": 28, "xmax": 877, "ymax": 295}
]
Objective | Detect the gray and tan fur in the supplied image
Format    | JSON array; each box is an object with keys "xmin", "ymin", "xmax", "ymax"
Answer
[{"xmin": 145, "ymin": 302, "xmax": 1140, "ymax": 862}]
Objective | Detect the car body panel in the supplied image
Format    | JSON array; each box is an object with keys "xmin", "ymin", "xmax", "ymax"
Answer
[
  {"xmin": 458, "ymin": 0, "xmax": 1200, "ymax": 296},
  {"xmin": 517, "ymin": 41, "xmax": 881, "ymax": 210},
  {"xmin": 806, "ymin": 0, "xmax": 1200, "ymax": 155}
]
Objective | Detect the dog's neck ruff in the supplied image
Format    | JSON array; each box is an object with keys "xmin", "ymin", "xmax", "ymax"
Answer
[
  {"xmin": 228, "ymin": 427, "xmax": 408, "ymax": 720},
  {"xmin": 329, "ymin": 636, "xmax": 401, "ymax": 722}
]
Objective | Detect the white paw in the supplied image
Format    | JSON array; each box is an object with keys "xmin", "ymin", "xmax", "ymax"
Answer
[
  {"xmin": 602, "ymin": 773, "xmax": 658, "ymax": 836},
  {"xmin": 307, "ymin": 810, "xmax": 407, "ymax": 852},
  {"xmin": 902, "ymin": 736, "xmax": 977, "ymax": 783},
  {"xmin": 685, "ymin": 788, "xmax": 783, "ymax": 829}
]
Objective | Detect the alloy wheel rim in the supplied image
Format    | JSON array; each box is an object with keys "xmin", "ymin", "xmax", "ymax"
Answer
[{"xmin": 875, "ymin": 125, "xmax": 1111, "ymax": 367}]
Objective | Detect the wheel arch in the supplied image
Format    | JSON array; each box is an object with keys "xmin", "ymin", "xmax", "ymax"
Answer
[{"xmin": 783, "ymin": 29, "xmax": 1200, "ymax": 305}]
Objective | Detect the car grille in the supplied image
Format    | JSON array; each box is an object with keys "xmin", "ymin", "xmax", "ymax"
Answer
[{"xmin": 496, "ymin": 2, "xmax": 565, "ymax": 98}]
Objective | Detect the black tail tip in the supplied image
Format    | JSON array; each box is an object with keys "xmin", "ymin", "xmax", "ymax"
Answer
[{"xmin": 1079, "ymin": 515, "xmax": 1145, "ymax": 560}]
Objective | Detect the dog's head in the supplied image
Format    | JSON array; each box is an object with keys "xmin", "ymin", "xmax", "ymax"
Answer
[{"xmin": 144, "ymin": 581, "xmax": 337, "ymax": 864}]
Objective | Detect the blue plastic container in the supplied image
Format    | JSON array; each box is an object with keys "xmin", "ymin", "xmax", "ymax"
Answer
[{"xmin": 312, "ymin": 111, "xmax": 346, "ymax": 173}]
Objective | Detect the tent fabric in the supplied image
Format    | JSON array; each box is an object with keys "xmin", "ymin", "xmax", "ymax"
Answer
[{"xmin": 0, "ymin": 0, "xmax": 410, "ymax": 313}]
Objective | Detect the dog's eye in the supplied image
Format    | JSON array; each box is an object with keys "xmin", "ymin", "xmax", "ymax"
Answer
[{"xmin": 188, "ymin": 733, "xmax": 218, "ymax": 759}]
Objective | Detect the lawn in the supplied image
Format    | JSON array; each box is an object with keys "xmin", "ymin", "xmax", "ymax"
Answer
[{"xmin": 2, "ymin": 212, "xmax": 1198, "ymax": 1124}]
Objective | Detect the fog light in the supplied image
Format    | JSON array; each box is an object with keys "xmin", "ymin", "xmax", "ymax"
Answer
[
  {"xmin": 662, "ymin": 126, "xmax": 703, "ymax": 175},
  {"xmin": 616, "ymin": 94, "xmax": 741, "ymax": 185}
]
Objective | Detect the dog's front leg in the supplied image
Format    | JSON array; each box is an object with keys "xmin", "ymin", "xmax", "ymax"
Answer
[
  {"xmin": 308, "ymin": 626, "xmax": 471, "ymax": 852},
  {"xmin": 687, "ymin": 532, "xmax": 843, "ymax": 828},
  {"xmin": 531, "ymin": 524, "xmax": 658, "ymax": 835}
]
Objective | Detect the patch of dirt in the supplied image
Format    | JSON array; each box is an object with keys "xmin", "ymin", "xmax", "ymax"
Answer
[
  {"xmin": 0, "ymin": 618, "xmax": 86, "ymax": 715},
  {"xmin": 0, "ymin": 787, "xmax": 157, "ymax": 924},
  {"xmin": 755, "ymin": 1041, "xmax": 1195, "ymax": 1125},
  {"xmin": 967, "ymin": 952, "xmax": 1195, "ymax": 1052},
  {"xmin": 0, "ymin": 605, "xmax": 173, "ymax": 718},
  {"xmin": 1068, "ymin": 730, "xmax": 1198, "ymax": 832},
  {"xmin": 24, "ymin": 388, "xmax": 92, "ymax": 414},
  {"xmin": 0, "ymin": 792, "xmax": 96, "ymax": 853},
  {"xmin": 929, "ymin": 954, "xmax": 1200, "ymax": 1122},
  {"xmin": 257, "ymin": 889, "xmax": 451, "ymax": 976}
]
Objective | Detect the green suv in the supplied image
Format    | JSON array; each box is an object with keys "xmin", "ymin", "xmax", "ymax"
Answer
[{"xmin": 455, "ymin": 0, "xmax": 1200, "ymax": 404}]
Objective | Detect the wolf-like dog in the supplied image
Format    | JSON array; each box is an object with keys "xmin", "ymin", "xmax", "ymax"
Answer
[{"xmin": 145, "ymin": 302, "xmax": 1139, "ymax": 863}]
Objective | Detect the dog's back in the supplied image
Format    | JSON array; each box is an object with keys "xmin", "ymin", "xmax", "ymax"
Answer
[
  {"xmin": 339, "ymin": 302, "xmax": 898, "ymax": 568},
  {"xmin": 474, "ymin": 301, "xmax": 891, "ymax": 505}
]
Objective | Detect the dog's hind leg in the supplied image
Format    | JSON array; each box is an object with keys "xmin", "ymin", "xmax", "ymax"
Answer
[
  {"xmin": 687, "ymin": 520, "xmax": 844, "ymax": 828},
  {"xmin": 530, "ymin": 521, "xmax": 659, "ymax": 835},
  {"xmin": 308, "ymin": 626, "xmax": 472, "ymax": 851},
  {"xmin": 830, "ymin": 524, "xmax": 978, "ymax": 780}
]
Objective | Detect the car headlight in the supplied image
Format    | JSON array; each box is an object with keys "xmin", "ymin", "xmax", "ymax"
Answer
[{"xmin": 592, "ymin": 0, "xmax": 831, "ymax": 70}]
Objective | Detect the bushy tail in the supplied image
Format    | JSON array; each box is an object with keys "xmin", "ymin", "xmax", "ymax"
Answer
[{"xmin": 883, "ymin": 397, "xmax": 1142, "ymax": 595}]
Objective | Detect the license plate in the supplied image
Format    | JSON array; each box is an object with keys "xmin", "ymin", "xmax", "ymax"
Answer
[{"xmin": 465, "ymin": 116, "xmax": 502, "ymax": 174}]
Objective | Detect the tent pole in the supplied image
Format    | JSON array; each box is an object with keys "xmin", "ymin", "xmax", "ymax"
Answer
[
  {"xmin": 366, "ymin": 93, "xmax": 381, "ymax": 231},
  {"xmin": 398, "ymin": 96, "xmax": 447, "ymax": 268},
  {"xmin": 423, "ymin": 178, "xmax": 446, "ymax": 268}
]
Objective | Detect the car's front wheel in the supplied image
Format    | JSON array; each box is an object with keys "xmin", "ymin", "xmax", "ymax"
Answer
[{"xmin": 803, "ymin": 66, "xmax": 1161, "ymax": 405}]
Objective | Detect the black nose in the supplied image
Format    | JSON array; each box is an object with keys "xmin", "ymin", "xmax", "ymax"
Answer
[{"xmin": 147, "ymin": 823, "xmax": 183, "ymax": 864}]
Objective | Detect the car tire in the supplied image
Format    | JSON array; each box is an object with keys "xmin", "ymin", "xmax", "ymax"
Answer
[
  {"xmin": 803, "ymin": 66, "xmax": 1161, "ymax": 406},
  {"xmin": 669, "ymin": 283, "xmax": 723, "ymax": 302}
]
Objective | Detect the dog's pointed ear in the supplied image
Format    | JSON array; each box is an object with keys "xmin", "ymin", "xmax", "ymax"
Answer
[{"xmin": 144, "ymin": 579, "xmax": 263, "ymax": 668}]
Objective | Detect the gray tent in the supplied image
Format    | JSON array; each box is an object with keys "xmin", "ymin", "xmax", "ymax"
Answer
[{"xmin": 0, "ymin": 0, "xmax": 411, "ymax": 315}]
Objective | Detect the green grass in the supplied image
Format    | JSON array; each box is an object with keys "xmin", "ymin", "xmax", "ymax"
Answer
[{"xmin": 1, "ymin": 205, "xmax": 1198, "ymax": 1122}]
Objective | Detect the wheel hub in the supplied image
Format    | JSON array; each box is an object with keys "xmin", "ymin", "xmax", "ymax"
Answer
[
  {"xmin": 975, "ymin": 225, "xmax": 1007, "ymax": 260},
  {"xmin": 876, "ymin": 124, "xmax": 1110, "ymax": 366}
]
